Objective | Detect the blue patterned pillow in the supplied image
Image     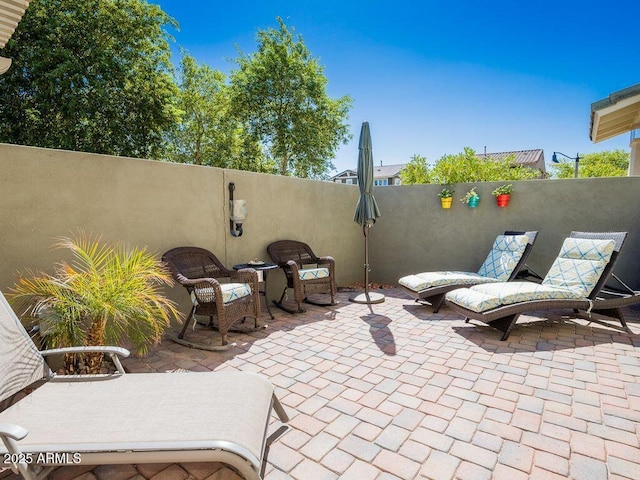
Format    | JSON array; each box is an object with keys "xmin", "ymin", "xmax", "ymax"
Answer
[
  {"xmin": 477, "ymin": 235, "xmax": 529, "ymax": 280},
  {"xmin": 542, "ymin": 238, "xmax": 615, "ymax": 296},
  {"xmin": 299, "ymin": 267, "xmax": 330, "ymax": 280},
  {"xmin": 192, "ymin": 282, "xmax": 252, "ymax": 304}
]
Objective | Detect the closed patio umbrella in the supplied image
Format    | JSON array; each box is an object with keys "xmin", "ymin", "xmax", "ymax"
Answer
[{"xmin": 350, "ymin": 121, "xmax": 385, "ymax": 304}]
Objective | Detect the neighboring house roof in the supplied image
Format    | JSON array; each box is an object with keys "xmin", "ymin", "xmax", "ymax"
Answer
[
  {"xmin": 331, "ymin": 169, "xmax": 357, "ymax": 180},
  {"xmin": 373, "ymin": 163, "xmax": 406, "ymax": 178},
  {"xmin": 477, "ymin": 149, "xmax": 544, "ymax": 167},
  {"xmin": 590, "ymin": 83, "xmax": 640, "ymax": 143}
]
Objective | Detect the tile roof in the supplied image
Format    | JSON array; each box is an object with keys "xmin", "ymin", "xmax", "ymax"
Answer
[
  {"xmin": 373, "ymin": 163, "xmax": 406, "ymax": 178},
  {"xmin": 477, "ymin": 149, "xmax": 544, "ymax": 166}
]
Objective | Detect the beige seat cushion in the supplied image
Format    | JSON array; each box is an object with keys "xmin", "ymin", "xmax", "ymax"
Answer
[{"xmin": 0, "ymin": 371, "xmax": 274, "ymax": 469}]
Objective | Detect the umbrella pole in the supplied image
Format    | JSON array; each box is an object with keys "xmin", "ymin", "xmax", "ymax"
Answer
[
  {"xmin": 350, "ymin": 224, "xmax": 385, "ymax": 304},
  {"xmin": 364, "ymin": 225, "xmax": 370, "ymax": 297}
]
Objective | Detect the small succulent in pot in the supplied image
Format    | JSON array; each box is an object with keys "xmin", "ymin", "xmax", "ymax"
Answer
[{"xmin": 492, "ymin": 184, "xmax": 513, "ymax": 196}]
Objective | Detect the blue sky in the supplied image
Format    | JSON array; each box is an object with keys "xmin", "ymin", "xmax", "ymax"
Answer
[{"xmin": 152, "ymin": 0, "xmax": 640, "ymax": 175}]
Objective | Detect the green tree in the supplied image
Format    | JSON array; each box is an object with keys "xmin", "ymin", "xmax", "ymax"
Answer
[
  {"xmin": 0, "ymin": 0, "xmax": 179, "ymax": 158},
  {"xmin": 430, "ymin": 147, "xmax": 538, "ymax": 184},
  {"xmin": 400, "ymin": 154, "xmax": 432, "ymax": 184},
  {"xmin": 550, "ymin": 149, "xmax": 629, "ymax": 178},
  {"xmin": 229, "ymin": 17, "xmax": 352, "ymax": 178},
  {"xmin": 165, "ymin": 52, "xmax": 270, "ymax": 171},
  {"xmin": 400, "ymin": 148, "xmax": 539, "ymax": 185}
]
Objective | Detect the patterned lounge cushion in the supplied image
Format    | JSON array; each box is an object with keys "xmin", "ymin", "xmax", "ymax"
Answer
[
  {"xmin": 476, "ymin": 234, "xmax": 529, "ymax": 281},
  {"xmin": 299, "ymin": 267, "xmax": 330, "ymax": 280},
  {"xmin": 445, "ymin": 281, "xmax": 585, "ymax": 313},
  {"xmin": 192, "ymin": 282, "xmax": 252, "ymax": 304},
  {"xmin": 541, "ymin": 238, "xmax": 615, "ymax": 297},
  {"xmin": 445, "ymin": 238, "xmax": 616, "ymax": 313},
  {"xmin": 398, "ymin": 271, "xmax": 500, "ymax": 292}
]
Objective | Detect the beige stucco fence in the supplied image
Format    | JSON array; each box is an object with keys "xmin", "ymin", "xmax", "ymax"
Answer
[{"xmin": 1, "ymin": 143, "xmax": 640, "ymax": 318}]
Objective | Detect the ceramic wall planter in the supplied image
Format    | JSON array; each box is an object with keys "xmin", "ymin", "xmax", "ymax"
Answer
[
  {"xmin": 441, "ymin": 197, "xmax": 453, "ymax": 209},
  {"xmin": 467, "ymin": 195, "xmax": 480, "ymax": 208},
  {"xmin": 496, "ymin": 194, "xmax": 511, "ymax": 207}
]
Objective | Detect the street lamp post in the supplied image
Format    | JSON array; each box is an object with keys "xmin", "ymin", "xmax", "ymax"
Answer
[{"xmin": 552, "ymin": 151, "xmax": 581, "ymax": 178}]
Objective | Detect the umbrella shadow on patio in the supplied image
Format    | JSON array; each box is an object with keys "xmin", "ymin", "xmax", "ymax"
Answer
[{"xmin": 361, "ymin": 312, "xmax": 396, "ymax": 355}]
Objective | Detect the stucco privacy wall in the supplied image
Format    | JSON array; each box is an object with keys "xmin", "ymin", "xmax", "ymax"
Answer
[
  {"xmin": 0, "ymin": 143, "xmax": 363, "ymax": 312},
  {"xmin": 371, "ymin": 178, "xmax": 640, "ymax": 290}
]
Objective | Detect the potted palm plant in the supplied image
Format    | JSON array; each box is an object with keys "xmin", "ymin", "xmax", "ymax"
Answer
[
  {"xmin": 492, "ymin": 184, "xmax": 513, "ymax": 207},
  {"xmin": 461, "ymin": 187, "xmax": 480, "ymax": 208},
  {"xmin": 438, "ymin": 187, "xmax": 455, "ymax": 209},
  {"xmin": 9, "ymin": 233, "xmax": 181, "ymax": 374}
]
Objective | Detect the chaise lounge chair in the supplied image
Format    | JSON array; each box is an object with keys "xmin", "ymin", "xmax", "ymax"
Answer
[
  {"xmin": 445, "ymin": 231, "xmax": 636, "ymax": 340},
  {"xmin": 398, "ymin": 231, "xmax": 538, "ymax": 312},
  {"xmin": 0, "ymin": 291, "xmax": 288, "ymax": 480}
]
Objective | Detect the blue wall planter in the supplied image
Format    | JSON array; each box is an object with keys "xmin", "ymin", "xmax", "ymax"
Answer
[{"xmin": 468, "ymin": 196, "xmax": 480, "ymax": 208}]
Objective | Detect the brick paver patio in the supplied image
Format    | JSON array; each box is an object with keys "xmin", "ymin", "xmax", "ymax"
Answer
[{"xmin": 5, "ymin": 289, "xmax": 640, "ymax": 480}]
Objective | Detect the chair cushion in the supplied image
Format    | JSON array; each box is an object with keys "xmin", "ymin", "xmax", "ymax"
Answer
[
  {"xmin": 445, "ymin": 281, "xmax": 585, "ymax": 313},
  {"xmin": 446, "ymin": 238, "xmax": 617, "ymax": 313},
  {"xmin": 541, "ymin": 238, "xmax": 615, "ymax": 297},
  {"xmin": 399, "ymin": 271, "xmax": 501, "ymax": 292},
  {"xmin": 298, "ymin": 267, "xmax": 329, "ymax": 280},
  {"xmin": 476, "ymin": 234, "xmax": 529, "ymax": 280},
  {"xmin": 193, "ymin": 283, "xmax": 252, "ymax": 304}
]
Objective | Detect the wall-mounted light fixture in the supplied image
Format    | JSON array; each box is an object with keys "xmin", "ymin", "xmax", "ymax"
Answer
[
  {"xmin": 229, "ymin": 182, "xmax": 247, "ymax": 237},
  {"xmin": 552, "ymin": 151, "xmax": 581, "ymax": 178}
]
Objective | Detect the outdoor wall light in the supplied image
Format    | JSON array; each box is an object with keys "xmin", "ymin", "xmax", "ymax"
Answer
[
  {"xmin": 552, "ymin": 151, "xmax": 581, "ymax": 178},
  {"xmin": 229, "ymin": 182, "xmax": 247, "ymax": 237}
]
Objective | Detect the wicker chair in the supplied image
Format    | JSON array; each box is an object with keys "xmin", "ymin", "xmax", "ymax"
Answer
[
  {"xmin": 162, "ymin": 247, "xmax": 259, "ymax": 346},
  {"xmin": 267, "ymin": 240, "xmax": 337, "ymax": 313}
]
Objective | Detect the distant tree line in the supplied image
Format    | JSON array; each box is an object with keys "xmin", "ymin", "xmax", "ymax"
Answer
[
  {"xmin": 0, "ymin": 1, "xmax": 352, "ymax": 179},
  {"xmin": 400, "ymin": 148, "xmax": 630, "ymax": 185}
]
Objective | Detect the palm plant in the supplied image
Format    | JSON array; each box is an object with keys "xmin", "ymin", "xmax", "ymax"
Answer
[{"xmin": 9, "ymin": 233, "xmax": 181, "ymax": 374}]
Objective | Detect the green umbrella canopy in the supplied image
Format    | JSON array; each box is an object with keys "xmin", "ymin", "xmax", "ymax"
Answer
[{"xmin": 354, "ymin": 122, "xmax": 381, "ymax": 226}]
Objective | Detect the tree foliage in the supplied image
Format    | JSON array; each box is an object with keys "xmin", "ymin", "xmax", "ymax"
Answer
[
  {"xmin": 164, "ymin": 52, "xmax": 271, "ymax": 171},
  {"xmin": 0, "ymin": 0, "xmax": 179, "ymax": 158},
  {"xmin": 229, "ymin": 17, "xmax": 352, "ymax": 178},
  {"xmin": 400, "ymin": 147, "xmax": 539, "ymax": 185},
  {"xmin": 550, "ymin": 149, "xmax": 629, "ymax": 178},
  {"xmin": 400, "ymin": 155, "xmax": 432, "ymax": 184}
]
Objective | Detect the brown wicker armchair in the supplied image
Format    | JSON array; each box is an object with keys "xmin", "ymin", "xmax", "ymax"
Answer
[
  {"xmin": 267, "ymin": 240, "xmax": 337, "ymax": 313},
  {"xmin": 162, "ymin": 247, "xmax": 259, "ymax": 347}
]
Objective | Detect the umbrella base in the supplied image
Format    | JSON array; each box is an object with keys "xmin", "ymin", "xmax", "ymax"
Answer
[{"xmin": 349, "ymin": 291, "xmax": 386, "ymax": 304}]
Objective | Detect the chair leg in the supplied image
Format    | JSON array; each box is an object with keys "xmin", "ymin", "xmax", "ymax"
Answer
[
  {"xmin": 431, "ymin": 294, "xmax": 446, "ymax": 313},
  {"xmin": 178, "ymin": 305, "xmax": 197, "ymax": 339},
  {"xmin": 488, "ymin": 314, "xmax": 521, "ymax": 341},
  {"xmin": 591, "ymin": 307, "xmax": 632, "ymax": 333}
]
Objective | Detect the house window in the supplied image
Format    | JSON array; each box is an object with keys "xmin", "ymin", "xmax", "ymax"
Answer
[
  {"xmin": 345, "ymin": 178, "xmax": 353, "ymax": 185},
  {"xmin": 374, "ymin": 179, "xmax": 388, "ymax": 186},
  {"xmin": 394, "ymin": 178, "xmax": 401, "ymax": 185}
]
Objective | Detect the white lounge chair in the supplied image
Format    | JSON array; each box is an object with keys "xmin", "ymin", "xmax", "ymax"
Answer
[{"xmin": 0, "ymin": 291, "xmax": 288, "ymax": 480}]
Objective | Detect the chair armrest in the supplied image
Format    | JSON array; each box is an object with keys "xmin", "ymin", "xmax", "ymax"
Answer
[
  {"xmin": 0, "ymin": 423, "xmax": 28, "ymax": 441},
  {"xmin": 231, "ymin": 268, "xmax": 258, "ymax": 284},
  {"xmin": 40, "ymin": 346, "xmax": 130, "ymax": 357},
  {"xmin": 317, "ymin": 256, "xmax": 335, "ymax": 266},
  {"xmin": 41, "ymin": 346, "xmax": 129, "ymax": 374},
  {"xmin": 285, "ymin": 260, "xmax": 300, "ymax": 271}
]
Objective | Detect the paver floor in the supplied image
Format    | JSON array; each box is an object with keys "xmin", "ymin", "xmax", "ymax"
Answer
[{"xmin": 4, "ymin": 289, "xmax": 640, "ymax": 480}]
